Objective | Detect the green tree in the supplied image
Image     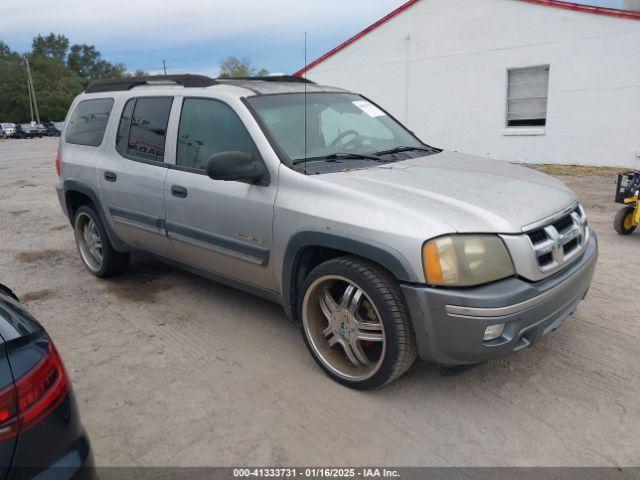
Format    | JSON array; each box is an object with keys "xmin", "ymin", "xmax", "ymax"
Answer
[
  {"xmin": 31, "ymin": 33, "xmax": 69, "ymax": 62},
  {"xmin": 67, "ymin": 44, "xmax": 100, "ymax": 78},
  {"xmin": 218, "ymin": 56, "xmax": 268, "ymax": 78},
  {"xmin": 0, "ymin": 35, "xmax": 134, "ymax": 123},
  {"xmin": 0, "ymin": 42, "xmax": 30, "ymax": 122},
  {"xmin": 28, "ymin": 53, "xmax": 83, "ymax": 121},
  {"xmin": 67, "ymin": 44, "xmax": 126, "ymax": 86}
]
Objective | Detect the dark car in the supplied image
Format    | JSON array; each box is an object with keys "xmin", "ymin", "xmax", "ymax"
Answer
[
  {"xmin": 0, "ymin": 284, "xmax": 94, "ymax": 479},
  {"xmin": 14, "ymin": 124, "xmax": 41, "ymax": 139},
  {"xmin": 34, "ymin": 124, "xmax": 49, "ymax": 137},
  {"xmin": 42, "ymin": 121, "xmax": 61, "ymax": 137}
]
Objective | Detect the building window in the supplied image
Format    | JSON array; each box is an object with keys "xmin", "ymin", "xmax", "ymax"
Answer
[{"xmin": 506, "ymin": 66, "xmax": 549, "ymax": 127}]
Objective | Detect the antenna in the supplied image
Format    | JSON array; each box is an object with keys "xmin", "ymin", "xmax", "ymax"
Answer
[{"xmin": 303, "ymin": 31, "xmax": 308, "ymax": 175}]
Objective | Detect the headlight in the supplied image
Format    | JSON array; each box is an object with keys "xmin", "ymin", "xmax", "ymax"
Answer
[{"xmin": 422, "ymin": 235, "xmax": 514, "ymax": 286}]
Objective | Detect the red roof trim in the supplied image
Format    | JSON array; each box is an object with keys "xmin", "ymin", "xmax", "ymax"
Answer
[
  {"xmin": 520, "ymin": 0, "xmax": 640, "ymax": 20},
  {"xmin": 295, "ymin": 0, "xmax": 421, "ymax": 77},
  {"xmin": 296, "ymin": 0, "xmax": 640, "ymax": 77}
]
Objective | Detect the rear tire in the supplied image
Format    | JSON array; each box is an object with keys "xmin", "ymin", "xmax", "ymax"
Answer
[
  {"xmin": 298, "ymin": 256, "xmax": 417, "ymax": 390},
  {"xmin": 73, "ymin": 205, "xmax": 130, "ymax": 277},
  {"xmin": 614, "ymin": 206, "xmax": 637, "ymax": 235}
]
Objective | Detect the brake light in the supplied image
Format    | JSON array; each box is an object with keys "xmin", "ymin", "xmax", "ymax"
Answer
[
  {"xmin": 0, "ymin": 386, "xmax": 18, "ymax": 440},
  {"xmin": 55, "ymin": 151, "xmax": 61, "ymax": 176},
  {"xmin": 0, "ymin": 342, "xmax": 69, "ymax": 440}
]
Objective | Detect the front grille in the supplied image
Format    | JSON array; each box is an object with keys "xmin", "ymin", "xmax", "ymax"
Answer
[
  {"xmin": 528, "ymin": 229, "xmax": 547, "ymax": 245},
  {"xmin": 553, "ymin": 215, "xmax": 573, "ymax": 233},
  {"xmin": 525, "ymin": 204, "xmax": 588, "ymax": 273}
]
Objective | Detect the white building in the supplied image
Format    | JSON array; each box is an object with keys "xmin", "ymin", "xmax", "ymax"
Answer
[{"xmin": 298, "ymin": 0, "xmax": 640, "ymax": 168}]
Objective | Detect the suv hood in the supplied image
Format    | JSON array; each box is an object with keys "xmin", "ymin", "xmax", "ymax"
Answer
[{"xmin": 317, "ymin": 151, "xmax": 577, "ymax": 234}]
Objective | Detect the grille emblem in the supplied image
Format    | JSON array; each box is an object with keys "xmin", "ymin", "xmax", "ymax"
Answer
[{"xmin": 527, "ymin": 206, "xmax": 588, "ymax": 273}]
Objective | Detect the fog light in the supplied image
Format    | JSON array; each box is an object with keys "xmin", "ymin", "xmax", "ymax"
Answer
[{"xmin": 484, "ymin": 323, "xmax": 505, "ymax": 341}]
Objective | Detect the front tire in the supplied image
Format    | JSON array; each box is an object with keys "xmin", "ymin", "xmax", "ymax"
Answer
[
  {"xmin": 74, "ymin": 205, "xmax": 130, "ymax": 277},
  {"xmin": 298, "ymin": 256, "xmax": 417, "ymax": 389},
  {"xmin": 614, "ymin": 206, "xmax": 637, "ymax": 235}
]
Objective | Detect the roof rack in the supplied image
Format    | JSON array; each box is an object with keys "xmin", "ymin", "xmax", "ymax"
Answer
[
  {"xmin": 219, "ymin": 75, "xmax": 316, "ymax": 84},
  {"xmin": 85, "ymin": 74, "xmax": 217, "ymax": 93}
]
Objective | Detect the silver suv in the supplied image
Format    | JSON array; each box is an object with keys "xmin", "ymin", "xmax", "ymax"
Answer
[{"xmin": 56, "ymin": 75, "xmax": 597, "ymax": 389}]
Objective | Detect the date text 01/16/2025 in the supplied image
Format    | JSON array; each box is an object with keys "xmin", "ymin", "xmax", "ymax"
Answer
[{"xmin": 232, "ymin": 468, "xmax": 401, "ymax": 478}]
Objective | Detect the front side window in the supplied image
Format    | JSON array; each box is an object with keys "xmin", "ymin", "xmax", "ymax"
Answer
[
  {"xmin": 116, "ymin": 97, "xmax": 173, "ymax": 162},
  {"xmin": 65, "ymin": 98, "xmax": 114, "ymax": 146},
  {"xmin": 247, "ymin": 92, "xmax": 425, "ymax": 166},
  {"xmin": 176, "ymin": 98, "xmax": 255, "ymax": 171},
  {"xmin": 507, "ymin": 65, "xmax": 549, "ymax": 127}
]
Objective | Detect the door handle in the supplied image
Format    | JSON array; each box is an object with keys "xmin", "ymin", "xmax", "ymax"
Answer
[
  {"xmin": 171, "ymin": 185, "xmax": 188, "ymax": 198},
  {"xmin": 104, "ymin": 171, "xmax": 117, "ymax": 182}
]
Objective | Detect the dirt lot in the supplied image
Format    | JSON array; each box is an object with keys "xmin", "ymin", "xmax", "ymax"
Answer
[{"xmin": 0, "ymin": 137, "xmax": 638, "ymax": 467}]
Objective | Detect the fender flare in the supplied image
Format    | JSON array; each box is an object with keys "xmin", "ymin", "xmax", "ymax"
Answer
[
  {"xmin": 281, "ymin": 231, "xmax": 418, "ymax": 320},
  {"xmin": 62, "ymin": 179, "xmax": 132, "ymax": 252}
]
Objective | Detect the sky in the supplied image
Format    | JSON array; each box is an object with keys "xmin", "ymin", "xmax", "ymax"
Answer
[{"xmin": 0, "ymin": 0, "xmax": 626, "ymax": 76}]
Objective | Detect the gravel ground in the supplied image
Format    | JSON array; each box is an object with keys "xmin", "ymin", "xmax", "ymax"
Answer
[{"xmin": 0, "ymin": 137, "xmax": 638, "ymax": 467}]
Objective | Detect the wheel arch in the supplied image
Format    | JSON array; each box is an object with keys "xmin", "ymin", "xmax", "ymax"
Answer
[
  {"xmin": 282, "ymin": 231, "xmax": 417, "ymax": 321},
  {"xmin": 62, "ymin": 179, "xmax": 132, "ymax": 252}
]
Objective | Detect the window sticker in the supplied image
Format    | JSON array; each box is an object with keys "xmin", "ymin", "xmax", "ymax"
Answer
[{"xmin": 352, "ymin": 100, "xmax": 385, "ymax": 118}]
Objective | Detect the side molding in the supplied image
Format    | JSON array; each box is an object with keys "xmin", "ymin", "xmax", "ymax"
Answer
[{"xmin": 165, "ymin": 221, "xmax": 270, "ymax": 266}]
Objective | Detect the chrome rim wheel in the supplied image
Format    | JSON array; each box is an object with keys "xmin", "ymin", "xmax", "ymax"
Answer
[
  {"xmin": 302, "ymin": 275, "xmax": 386, "ymax": 381},
  {"xmin": 75, "ymin": 212, "xmax": 103, "ymax": 272}
]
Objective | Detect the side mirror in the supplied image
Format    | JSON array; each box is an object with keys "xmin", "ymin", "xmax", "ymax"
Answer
[{"xmin": 206, "ymin": 151, "xmax": 268, "ymax": 185}]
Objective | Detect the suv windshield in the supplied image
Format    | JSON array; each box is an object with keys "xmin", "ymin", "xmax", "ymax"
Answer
[{"xmin": 247, "ymin": 92, "xmax": 432, "ymax": 168}]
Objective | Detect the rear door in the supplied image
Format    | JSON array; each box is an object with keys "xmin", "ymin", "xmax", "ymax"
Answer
[{"xmin": 98, "ymin": 96, "xmax": 175, "ymax": 255}]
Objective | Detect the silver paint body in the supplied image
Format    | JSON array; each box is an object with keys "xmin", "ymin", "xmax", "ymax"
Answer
[{"xmin": 58, "ymin": 80, "xmax": 589, "ymax": 299}]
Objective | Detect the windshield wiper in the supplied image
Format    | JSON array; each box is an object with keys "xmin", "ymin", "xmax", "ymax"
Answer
[
  {"xmin": 374, "ymin": 145, "xmax": 436, "ymax": 156},
  {"xmin": 292, "ymin": 152, "xmax": 382, "ymax": 165}
]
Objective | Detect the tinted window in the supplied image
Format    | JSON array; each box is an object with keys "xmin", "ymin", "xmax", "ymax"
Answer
[
  {"xmin": 176, "ymin": 98, "xmax": 254, "ymax": 171},
  {"xmin": 117, "ymin": 97, "xmax": 172, "ymax": 162},
  {"xmin": 65, "ymin": 98, "xmax": 114, "ymax": 146},
  {"xmin": 116, "ymin": 99, "xmax": 135, "ymax": 154}
]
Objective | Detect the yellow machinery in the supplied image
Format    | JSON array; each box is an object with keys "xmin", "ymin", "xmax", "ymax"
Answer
[{"xmin": 614, "ymin": 171, "xmax": 640, "ymax": 235}]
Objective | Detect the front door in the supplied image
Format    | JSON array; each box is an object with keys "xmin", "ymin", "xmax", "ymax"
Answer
[
  {"xmin": 164, "ymin": 97, "xmax": 277, "ymax": 291},
  {"xmin": 98, "ymin": 96, "xmax": 175, "ymax": 255}
]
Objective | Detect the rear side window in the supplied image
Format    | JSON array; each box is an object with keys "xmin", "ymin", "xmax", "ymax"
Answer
[
  {"xmin": 116, "ymin": 97, "xmax": 173, "ymax": 163},
  {"xmin": 65, "ymin": 98, "xmax": 114, "ymax": 146},
  {"xmin": 176, "ymin": 98, "xmax": 254, "ymax": 171}
]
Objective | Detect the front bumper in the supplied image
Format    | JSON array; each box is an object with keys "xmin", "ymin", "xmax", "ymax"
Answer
[{"xmin": 401, "ymin": 232, "xmax": 598, "ymax": 365}]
